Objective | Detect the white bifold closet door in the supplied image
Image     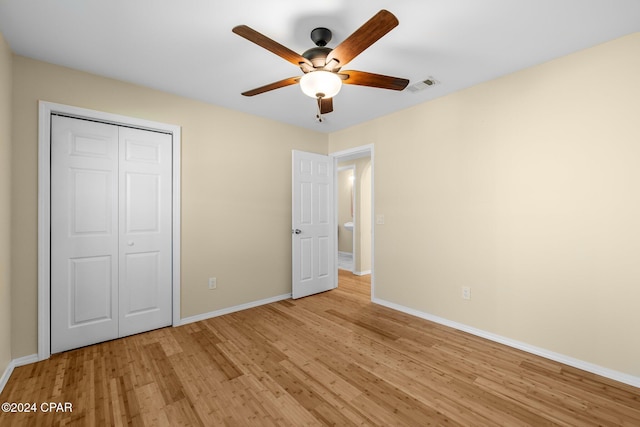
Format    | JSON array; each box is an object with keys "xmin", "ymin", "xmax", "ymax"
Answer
[{"xmin": 51, "ymin": 115, "xmax": 172, "ymax": 353}]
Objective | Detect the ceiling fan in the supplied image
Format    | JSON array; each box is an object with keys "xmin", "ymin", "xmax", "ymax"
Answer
[{"xmin": 232, "ymin": 10, "xmax": 409, "ymax": 121}]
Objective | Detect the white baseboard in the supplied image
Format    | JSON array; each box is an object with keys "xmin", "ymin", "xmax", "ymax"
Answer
[
  {"xmin": 178, "ymin": 293, "xmax": 292, "ymax": 326},
  {"xmin": 373, "ymin": 297, "xmax": 640, "ymax": 389},
  {"xmin": 355, "ymin": 270, "xmax": 371, "ymax": 276},
  {"xmin": 0, "ymin": 360, "xmax": 12, "ymax": 394},
  {"xmin": 0, "ymin": 354, "xmax": 39, "ymax": 394}
]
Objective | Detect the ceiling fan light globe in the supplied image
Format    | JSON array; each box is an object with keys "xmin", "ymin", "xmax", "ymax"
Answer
[{"xmin": 300, "ymin": 71, "xmax": 342, "ymax": 99}]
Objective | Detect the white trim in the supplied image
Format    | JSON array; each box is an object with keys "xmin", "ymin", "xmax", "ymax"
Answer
[
  {"xmin": 373, "ymin": 297, "xmax": 640, "ymax": 389},
  {"xmin": 330, "ymin": 144, "xmax": 375, "ymax": 299},
  {"xmin": 37, "ymin": 103, "xmax": 52, "ymax": 360},
  {"xmin": 178, "ymin": 293, "xmax": 292, "ymax": 326},
  {"xmin": 354, "ymin": 270, "xmax": 371, "ymax": 276},
  {"xmin": 0, "ymin": 362, "xmax": 14, "ymax": 394},
  {"xmin": 0, "ymin": 354, "xmax": 39, "ymax": 394},
  {"xmin": 13, "ymin": 354, "xmax": 39, "ymax": 367},
  {"xmin": 38, "ymin": 101, "xmax": 182, "ymax": 361}
]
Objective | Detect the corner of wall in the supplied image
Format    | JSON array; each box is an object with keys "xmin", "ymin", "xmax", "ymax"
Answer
[{"xmin": 0, "ymin": 31, "xmax": 14, "ymax": 393}]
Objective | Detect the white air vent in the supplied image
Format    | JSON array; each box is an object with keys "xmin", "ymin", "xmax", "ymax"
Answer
[{"xmin": 407, "ymin": 77, "xmax": 439, "ymax": 93}]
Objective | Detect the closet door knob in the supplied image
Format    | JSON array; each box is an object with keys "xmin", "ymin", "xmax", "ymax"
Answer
[{"xmin": 127, "ymin": 241, "xmax": 135, "ymax": 246}]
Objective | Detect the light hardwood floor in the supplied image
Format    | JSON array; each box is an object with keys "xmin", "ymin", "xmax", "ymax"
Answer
[{"xmin": 2, "ymin": 271, "xmax": 639, "ymax": 426}]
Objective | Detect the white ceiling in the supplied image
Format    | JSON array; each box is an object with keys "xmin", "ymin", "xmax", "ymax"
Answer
[{"xmin": 1, "ymin": 0, "xmax": 639, "ymax": 133}]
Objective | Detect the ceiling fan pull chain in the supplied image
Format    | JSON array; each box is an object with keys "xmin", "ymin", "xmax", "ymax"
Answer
[{"xmin": 316, "ymin": 96, "xmax": 324, "ymax": 122}]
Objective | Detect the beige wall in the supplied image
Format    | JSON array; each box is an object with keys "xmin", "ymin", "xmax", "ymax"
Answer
[
  {"xmin": 354, "ymin": 158, "xmax": 371, "ymax": 274},
  {"xmin": 329, "ymin": 33, "xmax": 640, "ymax": 377},
  {"xmin": 0, "ymin": 34, "xmax": 12, "ymax": 378},
  {"xmin": 10, "ymin": 56, "xmax": 327, "ymax": 358}
]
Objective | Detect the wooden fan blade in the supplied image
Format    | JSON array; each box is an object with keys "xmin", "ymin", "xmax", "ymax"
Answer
[
  {"xmin": 241, "ymin": 76, "xmax": 300, "ymax": 96},
  {"xmin": 233, "ymin": 25, "xmax": 312, "ymax": 67},
  {"xmin": 340, "ymin": 70, "xmax": 409, "ymax": 91},
  {"xmin": 320, "ymin": 97, "xmax": 333, "ymax": 114},
  {"xmin": 325, "ymin": 10, "xmax": 398, "ymax": 69}
]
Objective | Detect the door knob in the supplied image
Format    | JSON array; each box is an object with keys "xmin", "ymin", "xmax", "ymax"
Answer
[
  {"xmin": 127, "ymin": 241, "xmax": 135, "ymax": 246},
  {"xmin": 292, "ymin": 229, "xmax": 302, "ymax": 234}
]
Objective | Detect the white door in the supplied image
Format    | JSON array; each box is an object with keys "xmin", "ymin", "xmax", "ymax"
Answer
[
  {"xmin": 51, "ymin": 116, "xmax": 119, "ymax": 352},
  {"xmin": 118, "ymin": 127, "xmax": 172, "ymax": 336},
  {"xmin": 292, "ymin": 150, "xmax": 335, "ymax": 298},
  {"xmin": 51, "ymin": 115, "xmax": 172, "ymax": 353}
]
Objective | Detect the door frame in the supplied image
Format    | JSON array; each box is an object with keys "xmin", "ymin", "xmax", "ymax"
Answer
[
  {"xmin": 330, "ymin": 144, "xmax": 375, "ymax": 299},
  {"xmin": 37, "ymin": 101, "xmax": 182, "ymax": 360}
]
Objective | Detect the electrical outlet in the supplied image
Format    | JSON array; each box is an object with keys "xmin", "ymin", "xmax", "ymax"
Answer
[
  {"xmin": 376, "ymin": 214, "xmax": 385, "ymax": 225},
  {"xmin": 208, "ymin": 277, "xmax": 217, "ymax": 290},
  {"xmin": 462, "ymin": 286, "xmax": 471, "ymax": 300}
]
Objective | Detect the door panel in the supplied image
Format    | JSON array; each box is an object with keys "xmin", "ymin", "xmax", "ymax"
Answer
[
  {"xmin": 69, "ymin": 256, "xmax": 113, "ymax": 324},
  {"xmin": 124, "ymin": 251, "xmax": 159, "ymax": 314},
  {"xmin": 71, "ymin": 169, "xmax": 112, "ymax": 234},
  {"xmin": 125, "ymin": 173, "xmax": 160, "ymax": 233},
  {"xmin": 51, "ymin": 116, "xmax": 119, "ymax": 353},
  {"xmin": 118, "ymin": 127, "xmax": 172, "ymax": 337},
  {"xmin": 318, "ymin": 181, "xmax": 330, "ymax": 223},
  {"xmin": 318, "ymin": 236, "xmax": 330, "ymax": 277},
  {"xmin": 300, "ymin": 237, "xmax": 313, "ymax": 281},
  {"xmin": 292, "ymin": 150, "xmax": 335, "ymax": 299},
  {"xmin": 300, "ymin": 182, "xmax": 313, "ymax": 224}
]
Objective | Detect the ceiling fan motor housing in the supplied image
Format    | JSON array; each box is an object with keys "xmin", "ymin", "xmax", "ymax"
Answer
[
  {"xmin": 302, "ymin": 46, "xmax": 332, "ymax": 68},
  {"xmin": 301, "ymin": 27, "xmax": 334, "ymax": 69}
]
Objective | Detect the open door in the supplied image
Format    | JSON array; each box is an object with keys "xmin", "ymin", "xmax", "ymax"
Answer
[{"xmin": 292, "ymin": 150, "xmax": 336, "ymax": 298}]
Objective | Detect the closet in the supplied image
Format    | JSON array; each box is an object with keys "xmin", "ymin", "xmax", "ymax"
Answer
[{"xmin": 50, "ymin": 115, "xmax": 172, "ymax": 353}]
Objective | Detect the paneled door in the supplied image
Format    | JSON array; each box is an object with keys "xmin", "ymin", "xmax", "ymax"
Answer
[
  {"xmin": 51, "ymin": 115, "xmax": 172, "ymax": 353},
  {"xmin": 292, "ymin": 150, "xmax": 335, "ymax": 298},
  {"xmin": 118, "ymin": 127, "xmax": 172, "ymax": 337}
]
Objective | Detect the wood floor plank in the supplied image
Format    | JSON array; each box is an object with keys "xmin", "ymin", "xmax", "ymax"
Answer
[{"xmin": 1, "ymin": 270, "xmax": 639, "ymax": 426}]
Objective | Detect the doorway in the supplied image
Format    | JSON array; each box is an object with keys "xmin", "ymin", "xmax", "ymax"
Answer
[
  {"xmin": 38, "ymin": 101, "xmax": 181, "ymax": 359},
  {"xmin": 331, "ymin": 145, "xmax": 374, "ymax": 299},
  {"xmin": 337, "ymin": 165, "xmax": 355, "ymax": 273}
]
